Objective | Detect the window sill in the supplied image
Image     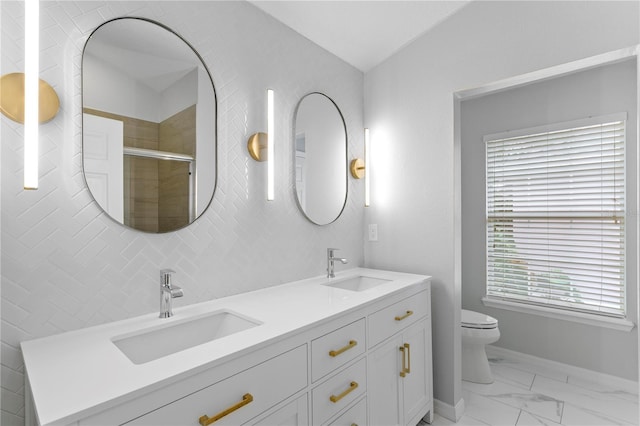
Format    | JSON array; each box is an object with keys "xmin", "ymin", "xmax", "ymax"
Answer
[{"xmin": 481, "ymin": 297, "xmax": 635, "ymax": 332}]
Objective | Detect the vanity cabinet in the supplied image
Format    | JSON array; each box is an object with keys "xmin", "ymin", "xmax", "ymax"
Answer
[
  {"xmin": 22, "ymin": 269, "xmax": 432, "ymax": 426},
  {"xmin": 368, "ymin": 290, "xmax": 433, "ymax": 426}
]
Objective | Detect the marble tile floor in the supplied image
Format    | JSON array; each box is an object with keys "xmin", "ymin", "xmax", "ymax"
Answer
[{"xmin": 422, "ymin": 353, "xmax": 639, "ymax": 426}]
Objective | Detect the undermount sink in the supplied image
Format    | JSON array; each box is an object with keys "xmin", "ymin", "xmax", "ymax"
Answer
[
  {"xmin": 324, "ymin": 276, "xmax": 391, "ymax": 292},
  {"xmin": 112, "ymin": 310, "xmax": 261, "ymax": 364}
]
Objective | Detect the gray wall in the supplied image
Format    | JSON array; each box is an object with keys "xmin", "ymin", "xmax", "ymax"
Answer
[
  {"xmin": 364, "ymin": 0, "xmax": 639, "ymax": 413},
  {"xmin": 461, "ymin": 59, "xmax": 638, "ymax": 380},
  {"xmin": 0, "ymin": 2, "xmax": 364, "ymax": 424}
]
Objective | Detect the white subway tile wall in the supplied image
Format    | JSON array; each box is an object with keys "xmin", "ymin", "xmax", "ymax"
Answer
[{"xmin": 0, "ymin": 1, "xmax": 364, "ymax": 424}]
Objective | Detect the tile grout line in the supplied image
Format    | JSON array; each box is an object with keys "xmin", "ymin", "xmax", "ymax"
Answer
[{"xmin": 530, "ymin": 373, "xmax": 536, "ymax": 391}]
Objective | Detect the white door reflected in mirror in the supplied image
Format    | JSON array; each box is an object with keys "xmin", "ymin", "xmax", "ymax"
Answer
[{"xmin": 83, "ymin": 113, "xmax": 124, "ymax": 222}]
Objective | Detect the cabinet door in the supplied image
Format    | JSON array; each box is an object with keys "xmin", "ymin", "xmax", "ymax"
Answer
[
  {"xmin": 368, "ymin": 319, "xmax": 432, "ymax": 426},
  {"xmin": 368, "ymin": 334, "xmax": 403, "ymax": 426},
  {"xmin": 401, "ymin": 319, "xmax": 431, "ymax": 426}
]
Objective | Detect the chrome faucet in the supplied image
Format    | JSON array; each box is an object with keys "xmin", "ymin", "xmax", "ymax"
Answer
[
  {"xmin": 159, "ymin": 269, "xmax": 183, "ymax": 318},
  {"xmin": 327, "ymin": 248, "xmax": 348, "ymax": 278}
]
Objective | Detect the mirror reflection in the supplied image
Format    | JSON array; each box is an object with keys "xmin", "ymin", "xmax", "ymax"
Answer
[
  {"xmin": 82, "ymin": 18, "xmax": 216, "ymax": 233},
  {"xmin": 294, "ymin": 93, "xmax": 347, "ymax": 225}
]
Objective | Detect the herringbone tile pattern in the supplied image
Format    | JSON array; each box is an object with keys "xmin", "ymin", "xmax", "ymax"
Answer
[{"xmin": 1, "ymin": 2, "xmax": 364, "ymax": 424}]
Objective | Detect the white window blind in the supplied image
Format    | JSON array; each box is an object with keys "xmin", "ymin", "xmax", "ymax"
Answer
[{"xmin": 485, "ymin": 116, "xmax": 626, "ymax": 318}]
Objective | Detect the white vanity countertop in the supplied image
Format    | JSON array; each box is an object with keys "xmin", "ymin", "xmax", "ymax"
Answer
[{"xmin": 21, "ymin": 267, "xmax": 430, "ymax": 425}]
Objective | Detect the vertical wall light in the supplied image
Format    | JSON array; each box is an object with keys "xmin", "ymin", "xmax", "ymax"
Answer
[
  {"xmin": 267, "ymin": 89, "xmax": 275, "ymax": 201},
  {"xmin": 247, "ymin": 89, "xmax": 275, "ymax": 201},
  {"xmin": 364, "ymin": 128, "xmax": 370, "ymax": 207},
  {"xmin": 24, "ymin": 0, "xmax": 39, "ymax": 190},
  {"xmin": 349, "ymin": 128, "xmax": 371, "ymax": 206},
  {"xmin": 0, "ymin": 0, "xmax": 58, "ymax": 190}
]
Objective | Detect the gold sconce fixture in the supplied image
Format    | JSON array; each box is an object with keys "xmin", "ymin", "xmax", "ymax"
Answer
[
  {"xmin": 247, "ymin": 132, "xmax": 267, "ymax": 162},
  {"xmin": 0, "ymin": 73, "xmax": 59, "ymax": 125},
  {"xmin": 0, "ymin": 0, "xmax": 59, "ymax": 190},
  {"xmin": 349, "ymin": 128, "xmax": 371, "ymax": 206},
  {"xmin": 247, "ymin": 89, "xmax": 275, "ymax": 200},
  {"xmin": 349, "ymin": 158, "xmax": 365, "ymax": 179}
]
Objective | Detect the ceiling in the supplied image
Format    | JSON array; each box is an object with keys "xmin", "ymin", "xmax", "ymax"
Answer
[
  {"xmin": 249, "ymin": 1, "xmax": 471, "ymax": 72},
  {"xmin": 86, "ymin": 18, "xmax": 202, "ymax": 92}
]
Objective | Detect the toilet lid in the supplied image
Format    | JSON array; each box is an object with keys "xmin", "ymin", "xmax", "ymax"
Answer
[{"xmin": 461, "ymin": 309, "xmax": 498, "ymax": 329}]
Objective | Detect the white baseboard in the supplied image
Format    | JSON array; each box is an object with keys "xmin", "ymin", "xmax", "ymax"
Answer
[
  {"xmin": 486, "ymin": 345, "xmax": 639, "ymax": 394},
  {"xmin": 434, "ymin": 397, "xmax": 465, "ymax": 422}
]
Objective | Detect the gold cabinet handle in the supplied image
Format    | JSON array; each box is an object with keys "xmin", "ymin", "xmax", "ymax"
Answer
[
  {"xmin": 399, "ymin": 343, "xmax": 411, "ymax": 377},
  {"xmin": 395, "ymin": 310, "xmax": 413, "ymax": 321},
  {"xmin": 199, "ymin": 393, "xmax": 253, "ymax": 425},
  {"xmin": 329, "ymin": 340, "xmax": 358, "ymax": 357},
  {"xmin": 329, "ymin": 381, "xmax": 359, "ymax": 403}
]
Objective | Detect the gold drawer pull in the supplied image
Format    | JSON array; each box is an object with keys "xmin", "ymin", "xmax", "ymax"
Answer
[
  {"xmin": 199, "ymin": 393, "xmax": 253, "ymax": 425},
  {"xmin": 399, "ymin": 343, "xmax": 411, "ymax": 377},
  {"xmin": 329, "ymin": 381, "xmax": 359, "ymax": 403},
  {"xmin": 329, "ymin": 340, "xmax": 358, "ymax": 357},
  {"xmin": 395, "ymin": 310, "xmax": 413, "ymax": 321}
]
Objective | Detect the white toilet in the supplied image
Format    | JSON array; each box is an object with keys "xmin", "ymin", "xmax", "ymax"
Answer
[{"xmin": 461, "ymin": 309, "xmax": 500, "ymax": 384}]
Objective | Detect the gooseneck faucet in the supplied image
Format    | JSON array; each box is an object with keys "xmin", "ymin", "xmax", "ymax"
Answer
[
  {"xmin": 160, "ymin": 269, "xmax": 183, "ymax": 318},
  {"xmin": 327, "ymin": 248, "xmax": 348, "ymax": 278}
]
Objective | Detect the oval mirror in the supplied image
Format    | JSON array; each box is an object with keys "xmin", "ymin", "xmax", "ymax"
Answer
[
  {"xmin": 293, "ymin": 93, "xmax": 347, "ymax": 225},
  {"xmin": 82, "ymin": 18, "xmax": 216, "ymax": 233}
]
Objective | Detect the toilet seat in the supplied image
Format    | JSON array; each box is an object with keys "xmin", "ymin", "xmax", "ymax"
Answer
[{"xmin": 462, "ymin": 309, "xmax": 498, "ymax": 329}]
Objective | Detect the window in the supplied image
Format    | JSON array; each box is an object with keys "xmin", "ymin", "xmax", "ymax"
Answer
[{"xmin": 485, "ymin": 115, "xmax": 626, "ymax": 319}]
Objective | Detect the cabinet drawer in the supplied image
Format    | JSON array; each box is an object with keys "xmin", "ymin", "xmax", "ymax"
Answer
[
  {"xmin": 250, "ymin": 395, "xmax": 308, "ymax": 426},
  {"xmin": 368, "ymin": 290, "xmax": 429, "ymax": 348},
  {"xmin": 327, "ymin": 397, "xmax": 366, "ymax": 426},
  {"xmin": 311, "ymin": 319, "xmax": 365, "ymax": 382},
  {"xmin": 125, "ymin": 345, "xmax": 307, "ymax": 426},
  {"xmin": 312, "ymin": 358, "xmax": 366, "ymax": 425}
]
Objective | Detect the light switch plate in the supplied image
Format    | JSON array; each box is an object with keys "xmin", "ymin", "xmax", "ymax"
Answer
[{"xmin": 368, "ymin": 224, "xmax": 378, "ymax": 241}]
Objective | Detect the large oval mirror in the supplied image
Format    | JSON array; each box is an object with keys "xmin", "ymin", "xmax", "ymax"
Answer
[
  {"xmin": 293, "ymin": 93, "xmax": 347, "ymax": 225},
  {"xmin": 82, "ymin": 18, "xmax": 216, "ymax": 233}
]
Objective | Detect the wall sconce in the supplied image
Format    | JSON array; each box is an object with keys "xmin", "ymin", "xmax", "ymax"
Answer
[
  {"xmin": 0, "ymin": 0, "xmax": 59, "ymax": 190},
  {"xmin": 350, "ymin": 158, "xmax": 365, "ymax": 179},
  {"xmin": 247, "ymin": 89, "xmax": 275, "ymax": 200},
  {"xmin": 349, "ymin": 128, "xmax": 370, "ymax": 206}
]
